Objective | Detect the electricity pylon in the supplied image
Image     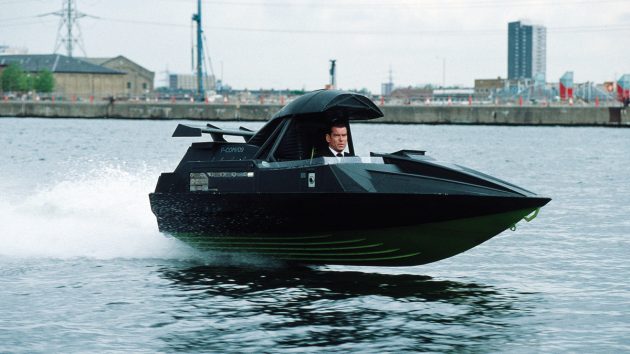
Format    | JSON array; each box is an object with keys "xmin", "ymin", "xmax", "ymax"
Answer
[{"xmin": 41, "ymin": 0, "xmax": 90, "ymax": 57}]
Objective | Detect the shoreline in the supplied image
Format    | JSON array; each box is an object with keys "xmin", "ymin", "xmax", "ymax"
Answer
[{"xmin": 1, "ymin": 101, "xmax": 628, "ymax": 126}]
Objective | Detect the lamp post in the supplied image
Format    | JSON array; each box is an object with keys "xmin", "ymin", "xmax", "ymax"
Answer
[
  {"xmin": 442, "ymin": 57, "xmax": 446, "ymax": 88},
  {"xmin": 435, "ymin": 56, "xmax": 446, "ymax": 88}
]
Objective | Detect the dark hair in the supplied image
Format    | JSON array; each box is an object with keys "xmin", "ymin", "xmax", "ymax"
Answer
[{"xmin": 328, "ymin": 121, "xmax": 347, "ymax": 134}]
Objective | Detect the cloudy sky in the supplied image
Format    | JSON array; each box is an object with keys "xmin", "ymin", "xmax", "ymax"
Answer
[{"xmin": 1, "ymin": 0, "xmax": 629, "ymax": 92}]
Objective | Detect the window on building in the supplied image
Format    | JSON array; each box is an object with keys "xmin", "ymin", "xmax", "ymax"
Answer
[
  {"xmin": 127, "ymin": 82, "xmax": 132, "ymax": 89},
  {"xmin": 142, "ymin": 83, "xmax": 147, "ymax": 90}
]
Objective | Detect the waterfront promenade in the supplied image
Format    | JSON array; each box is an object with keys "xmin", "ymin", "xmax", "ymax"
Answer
[{"xmin": 0, "ymin": 101, "xmax": 627, "ymax": 126}]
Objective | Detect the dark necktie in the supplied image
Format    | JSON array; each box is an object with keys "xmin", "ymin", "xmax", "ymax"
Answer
[{"xmin": 336, "ymin": 153, "xmax": 343, "ymax": 157}]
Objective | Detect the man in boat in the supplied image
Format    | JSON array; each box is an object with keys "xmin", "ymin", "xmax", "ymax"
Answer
[{"xmin": 321, "ymin": 121, "xmax": 352, "ymax": 157}]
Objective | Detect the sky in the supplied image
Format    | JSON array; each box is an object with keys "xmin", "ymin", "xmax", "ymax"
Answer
[{"xmin": 1, "ymin": 0, "xmax": 629, "ymax": 93}]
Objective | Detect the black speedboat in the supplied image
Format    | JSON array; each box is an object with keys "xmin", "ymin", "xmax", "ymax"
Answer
[{"xmin": 149, "ymin": 90, "xmax": 550, "ymax": 266}]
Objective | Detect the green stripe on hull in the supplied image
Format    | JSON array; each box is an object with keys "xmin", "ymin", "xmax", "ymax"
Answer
[
  {"xmin": 207, "ymin": 243, "xmax": 384, "ymax": 252},
  {"xmin": 276, "ymin": 252, "xmax": 423, "ymax": 263},
  {"xmin": 169, "ymin": 207, "xmax": 538, "ymax": 266},
  {"xmin": 181, "ymin": 234, "xmax": 333, "ymax": 241},
  {"xmin": 179, "ymin": 238, "xmax": 367, "ymax": 246},
  {"xmin": 247, "ymin": 248, "xmax": 401, "ymax": 257}
]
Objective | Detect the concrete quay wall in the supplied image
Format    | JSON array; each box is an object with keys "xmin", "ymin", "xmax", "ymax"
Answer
[
  {"xmin": 0, "ymin": 102, "xmax": 278, "ymax": 121},
  {"xmin": 0, "ymin": 101, "xmax": 627, "ymax": 126},
  {"xmin": 378, "ymin": 106, "xmax": 628, "ymax": 125}
]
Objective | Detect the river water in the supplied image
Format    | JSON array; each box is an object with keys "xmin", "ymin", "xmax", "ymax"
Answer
[{"xmin": 1, "ymin": 118, "xmax": 629, "ymax": 353}]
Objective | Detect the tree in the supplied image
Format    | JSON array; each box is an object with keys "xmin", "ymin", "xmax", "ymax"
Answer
[
  {"xmin": 34, "ymin": 69, "xmax": 55, "ymax": 93},
  {"xmin": 0, "ymin": 63, "xmax": 28, "ymax": 92}
]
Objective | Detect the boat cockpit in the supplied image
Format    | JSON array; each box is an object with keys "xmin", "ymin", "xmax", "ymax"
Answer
[{"xmin": 172, "ymin": 90, "xmax": 384, "ymax": 164}]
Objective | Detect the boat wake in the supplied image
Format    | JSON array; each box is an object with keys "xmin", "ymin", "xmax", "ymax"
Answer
[{"xmin": 0, "ymin": 166, "xmax": 191, "ymax": 260}]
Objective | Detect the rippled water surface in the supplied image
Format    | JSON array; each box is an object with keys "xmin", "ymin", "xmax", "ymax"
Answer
[{"xmin": 1, "ymin": 118, "xmax": 629, "ymax": 352}]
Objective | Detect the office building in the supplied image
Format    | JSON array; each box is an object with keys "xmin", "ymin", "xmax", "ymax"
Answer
[
  {"xmin": 508, "ymin": 21, "xmax": 546, "ymax": 80},
  {"xmin": 169, "ymin": 74, "xmax": 215, "ymax": 91}
]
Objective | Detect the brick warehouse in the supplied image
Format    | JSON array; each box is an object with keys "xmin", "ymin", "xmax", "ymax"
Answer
[{"xmin": 0, "ymin": 54, "xmax": 154, "ymax": 99}]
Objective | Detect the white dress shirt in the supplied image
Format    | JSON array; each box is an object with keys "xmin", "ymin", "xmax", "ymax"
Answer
[{"xmin": 329, "ymin": 147, "xmax": 345, "ymax": 160}]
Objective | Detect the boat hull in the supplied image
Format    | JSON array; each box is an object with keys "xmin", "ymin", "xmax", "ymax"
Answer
[
  {"xmin": 149, "ymin": 192, "xmax": 547, "ymax": 266},
  {"xmin": 167, "ymin": 208, "xmax": 536, "ymax": 266}
]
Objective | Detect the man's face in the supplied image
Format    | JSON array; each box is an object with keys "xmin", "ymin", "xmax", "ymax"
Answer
[{"xmin": 326, "ymin": 126, "xmax": 347, "ymax": 153}]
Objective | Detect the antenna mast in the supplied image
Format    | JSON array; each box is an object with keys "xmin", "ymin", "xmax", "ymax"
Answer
[{"xmin": 329, "ymin": 59, "xmax": 336, "ymax": 89}]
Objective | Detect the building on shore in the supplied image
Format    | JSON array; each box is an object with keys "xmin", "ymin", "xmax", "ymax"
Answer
[
  {"xmin": 559, "ymin": 71, "xmax": 574, "ymax": 101},
  {"xmin": 0, "ymin": 54, "xmax": 124, "ymax": 98},
  {"xmin": 475, "ymin": 78, "xmax": 510, "ymax": 100},
  {"xmin": 0, "ymin": 45, "xmax": 28, "ymax": 55},
  {"xmin": 508, "ymin": 21, "xmax": 547, "ymax": 81},
  {"xmin": 433, "ymin": 88, "xmax": 475, "ymax": 103},
  {"xmin": 389, "ymin": 87, "xmax": 433, "ymax": 104},
  {"xmin": 381, "ymin": 82, "xmax": 394, "ymax": 97},
  {"xmin": 81, "ymin": 56, "xmax": 154, "ymax": 97},
  {"xmin": 381, "ymin": 67, "xmax": 394, "ymax": 97},
  {"xmin": 168, "ymin": 73, "xmax": 216, "ymax": 92},
  {"xmin": 0, "ymin": 54, "xmax": 154, "ymax": 99},
  {"xmin": 474, "ymin": 73, "xmax": 621, "ymax": 105},
  {"xmin": 617, "ymin": 74, "xmax": 630, "ymax": 103}
]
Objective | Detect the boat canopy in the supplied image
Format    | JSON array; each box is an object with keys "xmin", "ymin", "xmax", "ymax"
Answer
[
  {"xmin": 246, "ymin": 90, "xmax": 383, "ymax": 161},
  {"xmin": 270, "ymin": 89, "xmax": 383, "ymax": 121}
]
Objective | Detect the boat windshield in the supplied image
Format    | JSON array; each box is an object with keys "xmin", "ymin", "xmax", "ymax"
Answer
[
  {"xmin": 320, "ymin": 156, "xmax": 383, "ymax": 164},
  {"xmin": 258, "ymin": 156, "xmax": 384, "ymax": 169},
  {"xmin": 270, "ymin": 117, "xmax": 356, "ymax": 162}
]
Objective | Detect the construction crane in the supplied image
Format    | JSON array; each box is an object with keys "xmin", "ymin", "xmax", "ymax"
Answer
[{"xmin": 192, "ymin": 0, "xmax": 205, "ymax": 99}]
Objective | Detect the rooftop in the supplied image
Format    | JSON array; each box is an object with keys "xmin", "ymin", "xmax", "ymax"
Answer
[{"xmin": 0, "ymin": 54, "xmax": 123, "ymax": 74}]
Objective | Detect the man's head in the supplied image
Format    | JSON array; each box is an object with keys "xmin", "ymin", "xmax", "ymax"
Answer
[{"xmin": 326, "ymin": 123, "xmax": 348, "ymax": 153}]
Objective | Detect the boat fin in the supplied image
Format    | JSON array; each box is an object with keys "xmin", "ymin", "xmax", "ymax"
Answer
[
  {"xmin": 172, "ymin": 124, "xmax": 257, "ymax": 142},
  {"xmin": 172, "ymin": 124, "xmax": 202, "ymax": 137},
  {"xmin": 205, "ymin": 123, "xmax": 227, "ymax": 142}
]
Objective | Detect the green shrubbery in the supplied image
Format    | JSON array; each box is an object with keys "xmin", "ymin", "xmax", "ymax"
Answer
[{"xmin": 0, "ymin": 63, "xmax": 55, "ymax": 94}]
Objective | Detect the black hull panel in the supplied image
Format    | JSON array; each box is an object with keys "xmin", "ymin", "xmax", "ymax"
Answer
[
  {"xmin": 149, "ymin": 192, "xmax": 548, "ymax": 266},
  {"xmin": 150, "ymin": 192, "xmax": 548, "ymax": 233}
]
